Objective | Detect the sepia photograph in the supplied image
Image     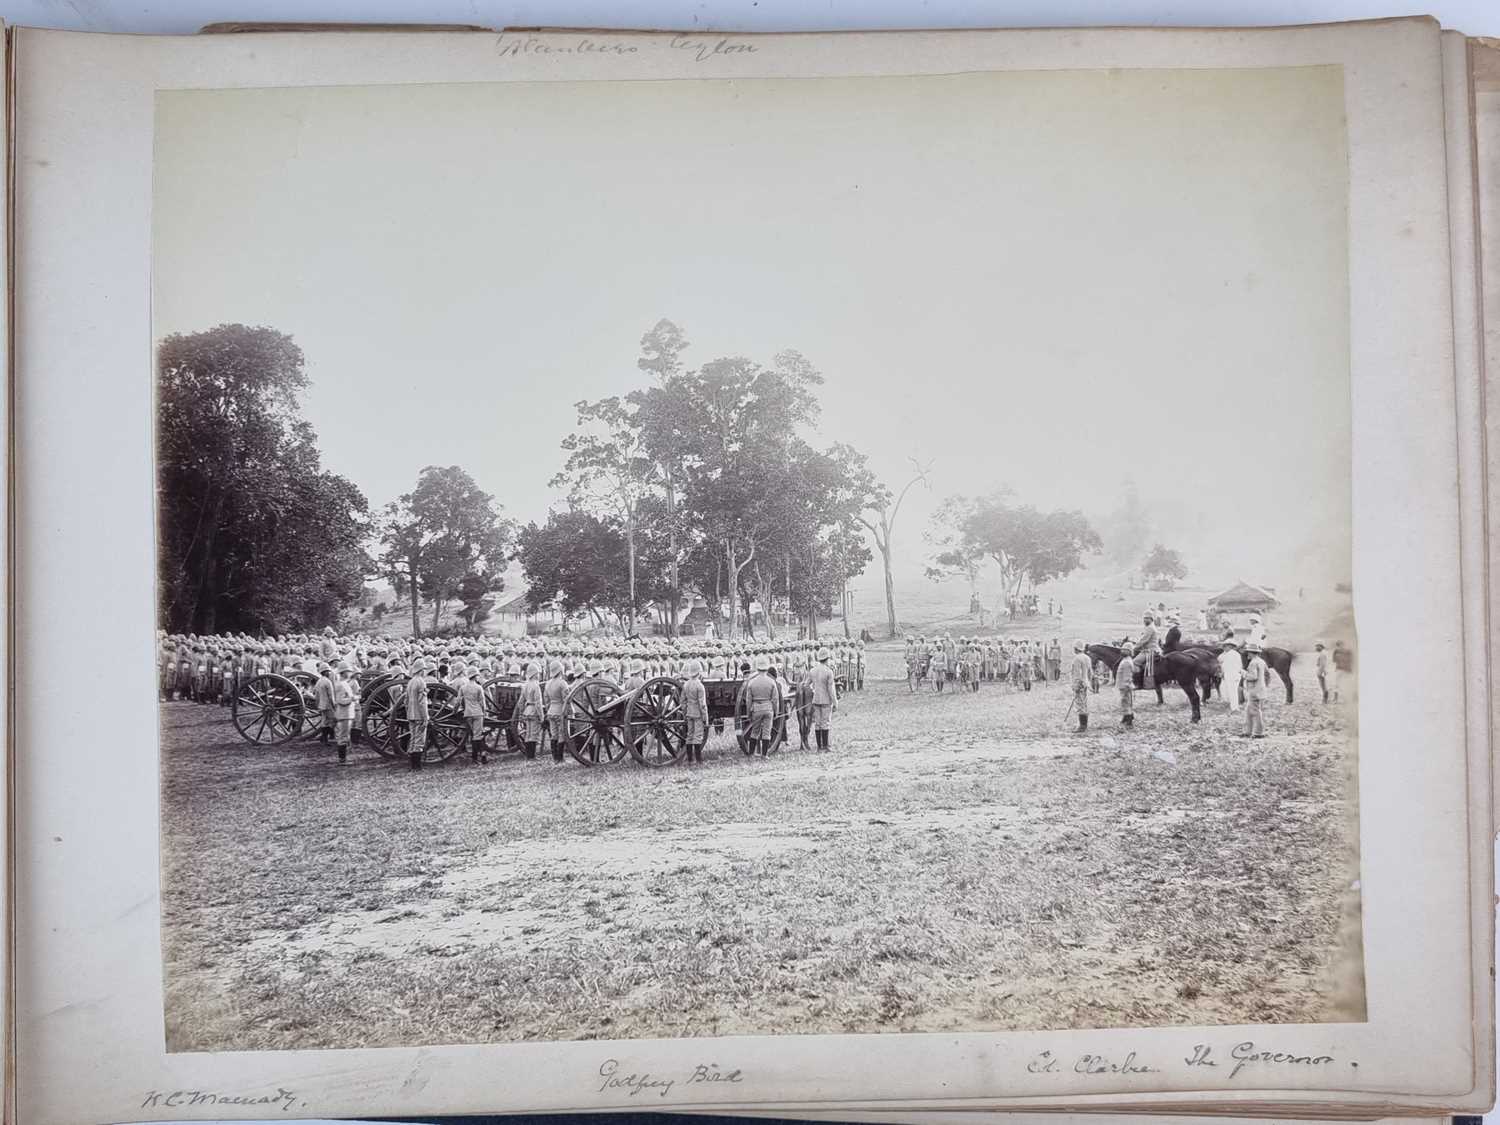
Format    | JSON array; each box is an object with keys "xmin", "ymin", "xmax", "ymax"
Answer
[{"xmin": 151, "ymin": 63, "xmax": 1364, "ymax": 1053}]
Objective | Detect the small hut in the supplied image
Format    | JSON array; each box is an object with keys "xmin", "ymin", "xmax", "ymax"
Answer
[{"xmin": 1207, "ymin": 580, "xmax": 1280, "ymax": 615}]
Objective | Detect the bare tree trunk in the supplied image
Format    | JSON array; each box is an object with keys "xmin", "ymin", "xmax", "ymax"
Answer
[
  {"xmin": 880, "ymin": 526, "xmax": 897, "ymax": 639},
  {"xmin": 666, "ymin": 470, "xmax": 679, "ymax": 636},
  {"xmin": 785, "ymin": 553, "xmax": 792, "ymax": 631},
  {"xmin": 756, "ymin": 560, "xmax": 775, "ymax": 640},
  {"xmin": 725, "ymin": 541, "xmax": 739, "ymax": 638},
  {"xmin": 431, "ymin": 596, "xmax": 443, "ymax": 634},
  {"xmin": 409, "ymin": 559, "xmax": 422, "ymax": 637},
  {"xmin": 626, "ymin": 508, "xmax": 637, "ymax": 636},
  {"xmin": 842, "ymin": 579, "xmax": 852, "ymax": 638}
]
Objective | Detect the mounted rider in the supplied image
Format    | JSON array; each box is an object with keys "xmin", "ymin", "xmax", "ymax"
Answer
[{"xmin": 1132, "ymin": 612, "xmax": 1159, "ymax": 689}]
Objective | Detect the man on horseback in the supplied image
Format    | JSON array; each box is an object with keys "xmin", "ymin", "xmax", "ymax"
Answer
[{"xmin": 1131, "ymin": 612, "xmax": 1159, "ymax": 690}]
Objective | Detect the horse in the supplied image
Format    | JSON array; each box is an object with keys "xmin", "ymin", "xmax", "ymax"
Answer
[
  {"xmin": 1084, "ymin": 643, "xmax": 1212, "ymax": 722},
  {"xmin": 1160, "ymin": 635, "xmax": 1296, "ymax": 702}
]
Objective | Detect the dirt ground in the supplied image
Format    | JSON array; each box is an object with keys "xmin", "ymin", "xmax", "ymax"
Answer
[{"xmin": 159, "ymin": 638, "xmax": 1363, "ymax": 1052}]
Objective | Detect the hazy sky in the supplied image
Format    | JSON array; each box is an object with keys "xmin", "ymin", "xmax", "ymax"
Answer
[{"xmin": 154, "ymin": 65, "xmax": 1351, "ymax": 590}]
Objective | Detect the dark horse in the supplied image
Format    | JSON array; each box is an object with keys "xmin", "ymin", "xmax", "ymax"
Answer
[
  {"xmin": 1160, "ymin": 635, "xmax": 1297, "ymax": 702},
  {"xmin": 1085, "ymin": 644, "xmax": 1214, "ymax": 722}
]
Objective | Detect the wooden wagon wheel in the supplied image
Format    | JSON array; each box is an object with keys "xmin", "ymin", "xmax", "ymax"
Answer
[
  {"xmin": 480, "ymin": 676, "xmax": 525, "ymax": 756},
  {"xmin": 624, "ymin": 676, "xmax": 689, "ymax": 766},
  {"xmin": 391, "ymin": 681, "xmax": 469, "ymax": 764},
  {"xmin": 563, "ymin": 677, "xmax": 631, "ymax": 766},
  {"xmin": 734, "ymin": 678, "xmax": 786, "ymax": 756},
  {"xmin": 359, "ymin": 677, "xmax": 405, "ymax": 758},
  {"xmin": 231, "ymin": 673, "xmax": 310, "ymax": 746}
]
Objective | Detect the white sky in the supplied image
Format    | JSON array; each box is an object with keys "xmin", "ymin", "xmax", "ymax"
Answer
[{"xmin": 153, "ymin": 64, "xmax": 1351, "ymax": 590}]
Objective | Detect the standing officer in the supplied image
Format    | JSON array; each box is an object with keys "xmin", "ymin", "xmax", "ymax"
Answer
[
  {"xmin": 543, "ymin": 658, "xmax": 569, "ymax": 763},
  {"xmin": 332, "ymin": 664, "xmax": 357, "ymax": 764},
  {"xmin": 1069, "ymin": 640, "xmax": 1092, "ymax": 732},
  {"xmin": 313, "ymin": 662, "xmax": 336, "ymax": 744},
  {"xmin": 459, "ymin": 665, "xmax": 488, "ymax": 764},
  {"xmin": 405, "ymin": 659, "xmax": 431, "ymax": 771},
  {"xmin": 808, "ymin": 647, "xmax": 838, "ymax": 752},
  {"xmin": 1242, "ymin": 641, "xmax": 1268, "ymax": 738},
  {"xmin": 1116, "ymin": 650, "xmax": 1136, "ymax": 728},
  {"xmin": 683, "ymin": 659, "xmax": 709, "ymax": 764},
  {"xmin": 744, "ymin": 656, "xmax": 779, "ymax": 758},
  {"xmin": 1315, "ymin": 641, "xmax": 1330, "ymax": 703},
  {"xmin": 517, "ymin": 664, "xmax": 544, "ymax": 759}
]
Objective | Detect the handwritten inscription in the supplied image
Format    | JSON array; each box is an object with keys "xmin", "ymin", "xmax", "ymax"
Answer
[
  {"xmin": 669, "ymin": 36, "xmax": 760, "ymax": 63},
  {"xmin": 494, "ymin": 33, "xmax": 759, "ymax": 65},
  {"xmin": 1186, "ymin": 1041, "xmax": 1338, "ymax": 1080},
  {"xmin": 597, "ymin": 1058, "xmax": 744, "ymax": 1100},
  {"xmin": 142, "ymin": 1088, "xmax": 304, "ymax": 1113},
  {"xmin": 496, "ymin": 35, "xmax": 640, "ymax": 59},
  {"xmin": 1027, "ymin": 1049, "xmax": 1159, "ymax": 1076}
]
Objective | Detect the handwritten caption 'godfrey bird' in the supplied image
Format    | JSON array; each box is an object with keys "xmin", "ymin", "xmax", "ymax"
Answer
[{"xmin": 597, "ymin": 1058, "xmax": 744, "ymax": 1099}]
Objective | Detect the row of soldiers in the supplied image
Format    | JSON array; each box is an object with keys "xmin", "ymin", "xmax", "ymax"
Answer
[
  {"xmin": 158, "ymin": 627, "xmax": 857, "ymax": 768},
  {"xmin": 158, "ymin": 629, "xmax": 868, "ymax": 705},
  {"xmin": 903, "ymin": 634, "xmax": 1066, "ymax": 692}
]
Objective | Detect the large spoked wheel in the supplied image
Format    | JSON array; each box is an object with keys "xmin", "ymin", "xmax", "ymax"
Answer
[
  {"xmin": 624, "ymin": 676, "xmax": 690, "ymax": 766},
  {"xmin": 232, "ymin": 673, "xmax": 309, "ymax": 745},
  {"xmin": 481, "ymin": 677, "xmax": 525, "ymax": 756},
  {"xmin": 359, "ymin": 677, "xmax": 405, "ymax": 758},
  {"xmin": 563, "ymin": 677, "xmax": 631, "ymax": 766},
  {"xmin": 391, "ymin": 682, "xmax": 469, "ymax": 764},
  {"xmin": 734, "ymin": 679, "xmax": 786, "ymax": 755}
]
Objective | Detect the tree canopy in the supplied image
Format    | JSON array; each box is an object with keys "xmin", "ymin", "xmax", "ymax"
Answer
[
  {"xmin": 1141, "ymin": 543, "xmax": 1188, "ymax": 589},
  {"xmin": 378, "ymin": 466, "xmax": 513, "ymax": 636},
  {"xmin": 926, "ymin": 490, "xmax": 1103, "ymax": 598},
  {"xmin": 156, "ymin": 324, "xmax": 371, "ymax": 634}
]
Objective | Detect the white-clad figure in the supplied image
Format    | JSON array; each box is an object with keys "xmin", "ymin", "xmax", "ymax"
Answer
[
  {"xmin": 1218, "ymin": 640, "xmax": 1244, "ymax": 713},
  {"xmin": 1197, "ymin": 610, "xmax": 1208, "ymax": 631},
  {"xmin": 1247, "ymin": 614, "xmax": 1268, "ymax": 651}
]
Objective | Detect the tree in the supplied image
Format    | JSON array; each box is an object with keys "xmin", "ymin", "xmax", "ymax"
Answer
[
  {"xmin": 924, "ymin": 494, "xmax": 990, "ymax": 600},
  {"xmin": 552, "ymin": 397, "xmax": 656, "ymax": 636},
  {"xmin": 632, "ymin": 318, "xmax": 692, "ymax": 635},
  {"xmin": 1141, "ymin": 543, "xmax": 1188, "ymax": 589},
  {"xmin": 856, "ymin": 458, "xmax": 934, "ymax": 639},
  {"xmin": 671, "ymin": 352, "xmax": 825, "ymax": 638},
  {"xmin": 1103, "ymin": 478, "xmax": 1152, "ymax": 569},
  {"xmin": 515, "ymin": 509, "xmax": 634, "ymax": 628},
  {"xmin": 378, "ymin": 466, "xmax": 512, "ymax": 637},
  {"xmin": 936, "ymin": 491, "xmax": 1103, "ymax": 601},
  {"xmin": 457, "ymin": 573, "xmax": 498, "ymax": 632},
  {"xmin": 156, "ymin": 324, "xmax": 372, "ymax": 634}
]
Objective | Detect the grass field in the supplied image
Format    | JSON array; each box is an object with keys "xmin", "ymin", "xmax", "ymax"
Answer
[{"xmin": 159, "ymin": 637, "xmax": 1363, "ymax": 1052}]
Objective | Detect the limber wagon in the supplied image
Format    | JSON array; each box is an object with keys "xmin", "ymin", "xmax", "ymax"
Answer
[{"xmin": 231, "ymin": 667, "xmax": 803, "ymax": 767}]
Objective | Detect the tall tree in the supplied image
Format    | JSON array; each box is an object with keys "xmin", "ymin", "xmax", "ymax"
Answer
[
  {"xmin": 378, "ymin": 466, "xmax": 512, "ymax": 636},
  {"xmin": 1104, "ymin": 478, "xmax": 1152, "ymax": 569},
  {"xmin": 856, "ymin": 458, "xmax": 934, "ymax": 639},
  {"xmin": 671, "ymin": 352, "xmax": 824, "ymax": 637},
  {"xmin": 156, "ymin": 324, "xmax": 371, "ymax": 634},
  {"xmin": 633, "ymin": 318, "xmax": 691, "ymax": 634},
  {"xmin": 552, "ymin": 397, "xmax": 655, "ymax": 635}
]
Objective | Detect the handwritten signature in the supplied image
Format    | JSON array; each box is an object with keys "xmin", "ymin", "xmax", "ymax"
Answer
[
  {"xmin": 1027, "ymin": 1049, "xmax": 1159, "ymax": 1076},
  {"xmin": 142, "ymin": 1088, "xmax": 304, "ymax": 1113},
  {"xmin": 597, "ymin": 1058, "xmax": 744, "ymax": 1099}
]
